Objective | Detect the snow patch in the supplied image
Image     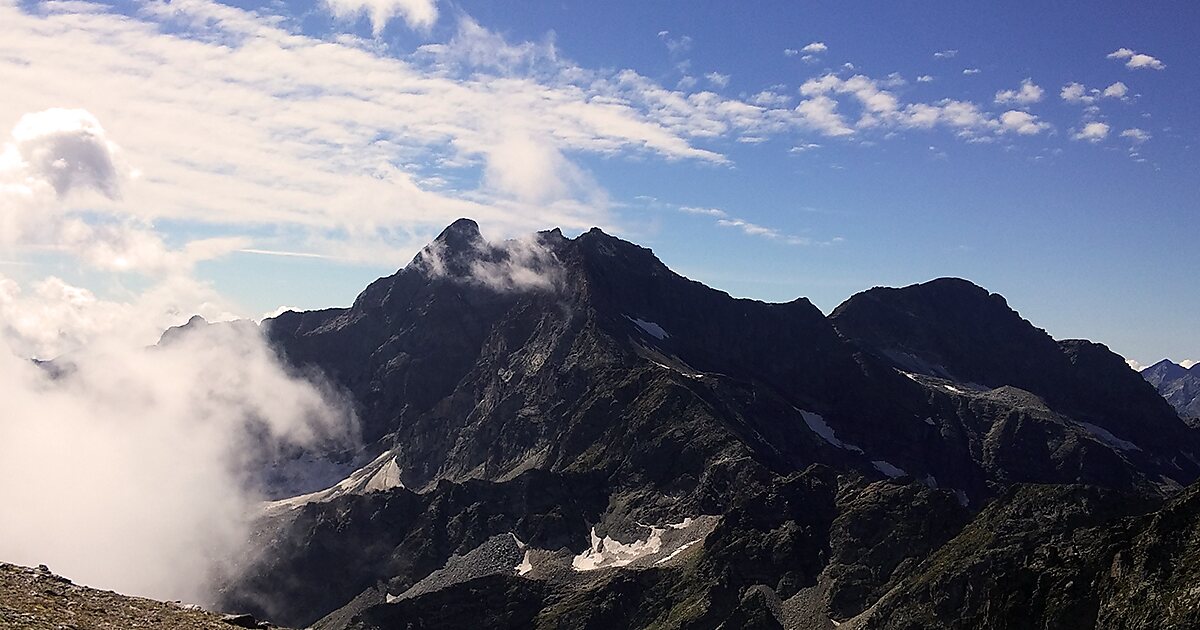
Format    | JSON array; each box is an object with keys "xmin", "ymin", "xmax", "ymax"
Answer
[
  {"xmin": 953, "ymin": 489, "xmax": 970, "ymax": 507},
  {"xmin": 572, "ymin": 526, "xmax": 665, "ymax": 571},
  {"xmin": 924, "ymin": 416, "xmax": 937, "ymax": 426},
  {"xmin": 871, "ymin": 460, "xmax": 906, "ymax": 478},
  {"xmin": 626, "ymin": 315, "xmax": 669, "ymax": 340},
  {"xmin": 1078, "ymin": 421, "xmax": 1141, "ymax": 452},
  {"xmin": 515, "ymin": 550, "xmax": 533, "ymax": 576},
  {"xmin": 654, "ymin": 540, "xmax": 699, "ymax": 565},
  {"xmin": 265, "ymin": 450, "xmax": 405, "ymax": 512},
  {"xmin": 651, "ymin": 361, "xmax": 703, "ymax": 379},
  {"xmin": 799, "ymin": 410, "xmax": 864, "ymax": 453}
]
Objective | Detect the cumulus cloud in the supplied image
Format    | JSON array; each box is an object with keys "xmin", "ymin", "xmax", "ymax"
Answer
[
  {"xmin": 1107, "ymin": 48, "xmax": 1165, "ymax": 70},
  {"xmin": 1183, "ymin": 359, "xmax": 1198, "ymax": 369},
  {"xmin": 796, "ymin": 73, "xmax": 1015, "ymax": 139},
  {"xmin": 3, "ymin": 108, "xmax": 121, "ymax": 201},
  {"xmin": 783, "ymin": 48, "xmax": 799, "ymax": 57},
  {"xmin": 1, "ymin": 109, "xmax": 243, "ymax": 275},
  {"xmin": 933, "ymin": 49, "xmax": 958, "ymax": 59},
  {"xmin": 994, "ymin": 78, "xmax": 1044, "ymax": 105},
  {"xmin": 1073, "ymin": 121, "xmax": 1110, "ymax": 142},
  {"xmin": 916, "ymin": 75, "xmax": 934, "ymax": 83},
  {"xmin": 794, "ymin": 95, "xmax": 854, "ymax": 137},
  {"xmin": 999, "ymin": 110, "xmax": 1050, "ymax": 135},
  {"xmin": 323, "ymin": 0, "xmax": 439, "ymax": 35},
  {"xmin": 0, "ymin": 276, "xmax": 357, "ymax": 603},
  {"xmin": 962, "ymin": 68, "xmax": 981, "ymax": 75},
  {"xmin": 1061, "ymin": 81, "xmax": 1128, "ymax": 105},
  {"xmin": 1103, "ymin": 81, "xmax": 1129, "ymax": 98},
  {"xmin": 801, "ymin": 41, "xmax": 827, "ymax": 54},
  {"xmin": 1, "ymin": 108, "xmax": 124, "ymax": 243},
  {"xmin": 1126, "ymin": 358, "xmax": 1148, "ymax": 371}
]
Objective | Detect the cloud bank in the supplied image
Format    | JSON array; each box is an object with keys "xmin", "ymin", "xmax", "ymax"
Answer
[{"xmin": 0, "ymin": 319, "xmax": 356, "ymax": 604}]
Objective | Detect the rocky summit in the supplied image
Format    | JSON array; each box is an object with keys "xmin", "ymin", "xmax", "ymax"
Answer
[
  {"xmin": 39, "ymin": 219, "xmax": 1199, "ymax": 629},
  {"xmin": 1142, "ymin": 359, "xmax": 1200, "ymax": 424}
]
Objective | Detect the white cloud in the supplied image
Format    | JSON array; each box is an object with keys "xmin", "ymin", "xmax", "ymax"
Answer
[
  {"xmin": 718, "ymin": 218, "xmax": 778, "ymax": 239},
  {"xmin": 1120, "ymin": 128, "xmax": 1151, "ymax": 143},
  {"xmin": 3, "ymin": 108, "xmax": 121, "ymax": 201},
  {"xmin": 705, "ymin": 72, "xmax": 731, "ymax": 88},
  {"xmin": 917, "ymin": 75, "xmax": 934, "ymax": 83},
  {"xmin": 749, "ymin": 90, "xmax": 790, "ymax": 107},
  {"xmin": 1061, "ymin": 81, "xmax": 1129, "ymax": 105},
  {"xmin": 1073, "ymin": 122, "xmax": 1110, "ymax": 142},
  {"xmin": 933, "ymin": 49, "xmax": 958, "ymax": 59},
  {"xmin": 679, "ymin": 206, "xmax": 728, "ymax": 218},
  {"xmin": 1061, "ymin": 82, "xmax": 1091, "ymax": 104},
  {"xmin": 323, "ymin": 0, "xmax": 439, "ymax": 35},
  {"xmin": 659, "ymin": 31, "xmax": 692, "ymax": 55},
  {"xmin": 783, "ymin": 48, "xmax": 799, "ymax": 57},
  {"xmin": 1182, "ymin": 359, "xmax": 1198, "ymax": 369},
  {"xmin": 4, "ymin": 1, "xmax": 775, "ymax": 262},
  {"xmin": 994, "ymin": 78, "xmax": 1044, "ymax": 105},
  {"xmin": 0, "ymin": 108, "xmax": 244, "ymax": 275},
  {"xmin": 801, "ymin": 41, "xmax": 828, "ymax": 54},
  {"xmin": 1126, "ymin": 358, "xmax": 1148, "ymax": 371},
  {"xmin": 794, "ymin": 95, "xmax": 854, "ymax": 137},
  {"xmin": 1103, "ymin": 81, "xmax": 1129, "ymax": 98},
  {"xmin": 999, "ymin": 110, "xmax": 1050, "ymax": 135},
  {"xmin": 962, "ymin": 68, "xmax": 981, "ymax": 75},
  {"xmin": 0, "ymin": 295, "xmax": 356, "ymax": 602},
  {"xmin": 1107, "ymin": 48, "xmax": 1165, "ymax": 70}
]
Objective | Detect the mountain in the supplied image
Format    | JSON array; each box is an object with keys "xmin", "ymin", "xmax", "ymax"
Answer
[
  {"xmin": 1142, "ymin": 359, "xmax": 1200, "ymax": 422},
  {"xmin": 206, "ymin": 220, "xmax": 1200, "ymax": 629}
]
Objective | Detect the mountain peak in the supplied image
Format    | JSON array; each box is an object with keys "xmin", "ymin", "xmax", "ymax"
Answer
[
  {"xmin": 433, "ymin": 218, "xmax": 483, "ymax": 249},
  {"xmin": 1145, "ymin": 358, "xmax": 1183, "ymax": 372}
]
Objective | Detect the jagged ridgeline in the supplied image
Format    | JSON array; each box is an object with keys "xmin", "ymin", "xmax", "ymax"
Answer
[{"xmin": 210, "ymin": 219, "xmax": 1200, "ymax": 629}]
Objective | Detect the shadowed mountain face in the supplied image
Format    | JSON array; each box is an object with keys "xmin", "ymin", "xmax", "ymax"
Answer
[
  {"xmin": 212, "ymin": 221, "xmax": 1200, "ymax": 629},
  {"xmin": 1142, "ymin": 359, "xmax": 1200, "ymax": 422}
]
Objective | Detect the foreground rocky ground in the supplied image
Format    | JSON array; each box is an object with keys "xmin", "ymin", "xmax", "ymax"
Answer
[{"xmin": 0, "ymin": 563, "xmax": 280, "ymax": 630}]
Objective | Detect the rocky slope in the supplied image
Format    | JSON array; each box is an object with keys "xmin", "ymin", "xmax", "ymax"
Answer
[
  {"xmin": 206, "ymin": 220, "xmax": 1200, "ymax": 629},
  {"xmin": 0, "ymin": 563, "xmax": 282, "ymax": 629},
  {"xmin": 1142, "ymin": 359, "xmax": 1200, "ymax": 422}
]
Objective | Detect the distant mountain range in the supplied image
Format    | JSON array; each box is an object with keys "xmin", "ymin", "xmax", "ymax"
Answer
[
  {"xmin": 15, "ymin": 219, "xmax": 1199, "ymax": 629},
  {"xmin": 1141, "ymin": 359, "xmax": 1200, "ymax": 424}
]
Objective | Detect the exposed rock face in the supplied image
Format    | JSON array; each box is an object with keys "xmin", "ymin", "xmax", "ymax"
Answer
[
  {"xmin": 1142, "ymin": 359, "xmax": 1200, "ymax": 422},
  {"xmin": 207, "ymin": 222, "xmax": 1200, "ymax": 629},
  {"xmin": 856, "ymin": 482, "xmax": 1200, "ymax": 630}
]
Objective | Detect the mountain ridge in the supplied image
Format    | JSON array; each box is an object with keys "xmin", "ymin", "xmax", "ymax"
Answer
[{"xmin": 185, "ymin": 219, "xmax": 1200, "ymax": 628}]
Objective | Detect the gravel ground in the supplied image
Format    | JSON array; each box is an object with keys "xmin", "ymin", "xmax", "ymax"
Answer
[{"xmin": 0, "ymin": 563, "xmax": 284, "ymax": 630}]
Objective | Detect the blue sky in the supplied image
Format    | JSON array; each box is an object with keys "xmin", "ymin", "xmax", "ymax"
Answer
[{"xmin": 0, "ymin": 0, "xmax": 1196, "ymax": 365}]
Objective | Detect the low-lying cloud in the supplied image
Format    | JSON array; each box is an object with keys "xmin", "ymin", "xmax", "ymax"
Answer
[
  {"xmin": 0, "ymin": 298, "xmax": 356, "ymax": 604},
  {"xmin": 416, "ymin": 231, "xmax": 565, "ymax": 293}
]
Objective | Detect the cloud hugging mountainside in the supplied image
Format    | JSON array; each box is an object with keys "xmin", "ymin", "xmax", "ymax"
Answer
[{"xmin": 198, "ymin": 219, "xmax": 1200, "ymax": 630}]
